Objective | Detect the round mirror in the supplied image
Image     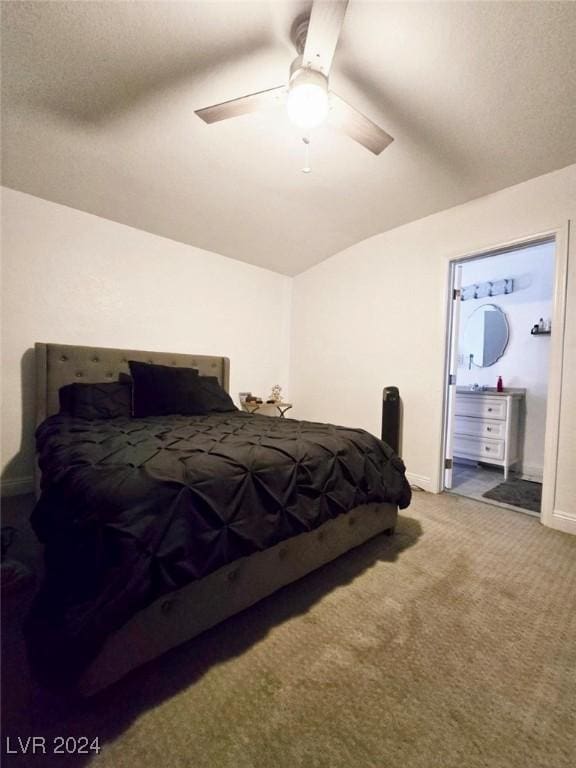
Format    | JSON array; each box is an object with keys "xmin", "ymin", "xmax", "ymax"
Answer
[{"xmin": 463, "ymin": 304, "xmax": 509, "ymax": 368}]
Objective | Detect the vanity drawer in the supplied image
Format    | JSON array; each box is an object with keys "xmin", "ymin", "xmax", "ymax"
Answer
[
  {"xmin": 454, "ymin": 416, "xmax": 506, "ymax": 440},
  {"xmin": 455, "ymin": 396, "xmax": 507, "ymax": 421},
  {"xmin": 454, "ymin": 435, "xmax": 505, "ymax": 461}
]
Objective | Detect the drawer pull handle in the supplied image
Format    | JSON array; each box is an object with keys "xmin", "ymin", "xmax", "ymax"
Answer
[
  {"xmin": 486, "ymin": 427, "xmax": 492, "ymax": 432},
  {"xmin": 487, "ymin": 408, "xmax": 493, "ymax": 412},
  {"xmin": 485, "ymin": 446, "xmax": 490, "ymax": 452}
]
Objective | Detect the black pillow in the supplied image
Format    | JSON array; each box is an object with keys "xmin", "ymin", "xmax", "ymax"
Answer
[
  {"xmin": 59, "ymin": 382, "xmax": 132, "ymax": 419},
  {"xmin": 58, "ymin": 384, "xmax": 75, "ymax": 414},
  {"xmin": 194, "ymin": 376, "xmax": 237, "ymax": 413},
  {"xmin": 128, "ymin": 360, "xmax": 202, "ymax": 417}
]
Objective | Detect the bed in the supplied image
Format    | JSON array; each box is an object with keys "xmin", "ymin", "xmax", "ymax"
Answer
[{"xmin": 28, "ymin": 342, "xmax": 411, "ymax": 696}]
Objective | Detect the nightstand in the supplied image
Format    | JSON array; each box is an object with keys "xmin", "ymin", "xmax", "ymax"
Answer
[{"xmin": 242, "ymin": 402, "xmax": 293, "ymax": 418}]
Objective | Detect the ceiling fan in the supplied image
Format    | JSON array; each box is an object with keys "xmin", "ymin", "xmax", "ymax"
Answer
[{"xmin": 194, "ymin": 0, "xmax": 393, "ymax": 156}]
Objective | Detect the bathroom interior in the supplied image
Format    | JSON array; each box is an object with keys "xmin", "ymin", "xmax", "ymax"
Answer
[{"xmin": 447, "ymin": 238, "xmax": 555, "ymax": 515}]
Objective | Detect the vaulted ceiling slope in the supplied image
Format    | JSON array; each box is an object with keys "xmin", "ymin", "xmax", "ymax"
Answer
[{"xmin": 2, "ymin": 1, "xmax": 576, "ymax": 276}]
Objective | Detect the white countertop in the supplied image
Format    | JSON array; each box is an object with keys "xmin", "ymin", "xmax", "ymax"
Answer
[{"xmin": 456, "ymin": 387, "xmax": 526, "ymax": 397}]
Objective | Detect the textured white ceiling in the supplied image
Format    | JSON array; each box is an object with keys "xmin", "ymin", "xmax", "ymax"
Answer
[{"xmin": 2, "ymin": 1, "xmax": 576, "ymax": 275}]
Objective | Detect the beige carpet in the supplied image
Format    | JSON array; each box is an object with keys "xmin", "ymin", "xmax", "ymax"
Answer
[{"xmin": 4, "ymin": 491, "xmax": 576, "ymax": 768}]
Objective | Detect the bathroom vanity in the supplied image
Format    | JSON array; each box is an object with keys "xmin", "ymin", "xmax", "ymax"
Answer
[{"xmin": 454, "ymin": 388, "xmax": 525, "ymax": 480}]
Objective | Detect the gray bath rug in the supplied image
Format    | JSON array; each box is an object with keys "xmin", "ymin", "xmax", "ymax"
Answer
[{"xmin": 483, "ymin": 478, "xmax": 542, "ymax": 513}]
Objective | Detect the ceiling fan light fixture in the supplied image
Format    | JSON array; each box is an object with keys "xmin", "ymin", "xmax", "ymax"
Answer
[
  {"xmin": 286, "ymin": 68, "xmax": 329, "ymax": 129},
  {"xmin": 196, "ymin": 2, "xmax": 393, "ymax": 155}
]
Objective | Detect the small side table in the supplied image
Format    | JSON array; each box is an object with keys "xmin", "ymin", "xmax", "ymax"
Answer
[{"xmin": 242, "ymin": 402, "xmax": 293, "ymax": 418}]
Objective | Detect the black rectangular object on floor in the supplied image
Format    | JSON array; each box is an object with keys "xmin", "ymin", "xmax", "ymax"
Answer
[{"xmin": 382, "ymin": 386, "xmax": 400, "ymax": 454}]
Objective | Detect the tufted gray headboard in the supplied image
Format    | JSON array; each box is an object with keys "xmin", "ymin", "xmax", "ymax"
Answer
[{"xmin": 35, "ymin": 342, "xmax": 231, "ymax": 426}]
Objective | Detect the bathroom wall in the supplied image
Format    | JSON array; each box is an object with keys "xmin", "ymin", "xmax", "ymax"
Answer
[{"xmin": 456, "ymin": 241, "xmax": 555, "ymax": 479}]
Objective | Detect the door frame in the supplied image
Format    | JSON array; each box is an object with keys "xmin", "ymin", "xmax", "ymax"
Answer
[
  {"xmin": 438, "ymin": 223, "xmax": 570, "ymax": 529},
  {"xmin": 443, "ymin": 264, "xmax": 463, "ymax": 491}
]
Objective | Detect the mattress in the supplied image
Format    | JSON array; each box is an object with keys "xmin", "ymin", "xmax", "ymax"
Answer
[{"xmin": 27, "ymin": 410, "xmax": 411, "ymax": 685}]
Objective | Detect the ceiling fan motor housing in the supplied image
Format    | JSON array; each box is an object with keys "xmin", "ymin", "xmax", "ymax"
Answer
[
  {"xmin": 289, "ymin": 57, "xmax": 329, "ymax": 93},
  {"xmin": 291, "ymin": 15, "xmax": 310, "ymax": 55}
]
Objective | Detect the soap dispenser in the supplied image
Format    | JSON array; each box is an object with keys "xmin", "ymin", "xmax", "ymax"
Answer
[{"xmin": 497, "ymin": 376, "xmax": 503, "ymax": 393}]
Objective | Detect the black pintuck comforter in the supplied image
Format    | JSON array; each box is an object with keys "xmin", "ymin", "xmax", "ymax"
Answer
[{"xmin": 28, "ymin": 411, "xmax": 411, "ymax": 684}]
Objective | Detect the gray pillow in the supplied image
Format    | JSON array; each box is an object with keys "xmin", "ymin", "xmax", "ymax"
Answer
[{"xmin": 193, "ymin": 376, "xmax": 237, "ymax": 412}]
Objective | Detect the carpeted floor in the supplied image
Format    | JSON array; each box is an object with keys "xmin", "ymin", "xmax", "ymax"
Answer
[
  {"xmin": 3, "ymin": 491, "xmax": 576, "ymax": 768},
  {"xmin": 483, "ymin": 477, "xmax": 543, "ymax": 513}
]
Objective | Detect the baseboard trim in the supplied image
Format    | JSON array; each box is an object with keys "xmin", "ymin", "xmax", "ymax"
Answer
[
  {"xmin": 0, "ymin": 476, "xmax": 34, "ymax": 497},
  {"xmin": 518, "ymin": 465, "xmax": 543, "ymax": 483},
  {"xmin": 546, "ymin": 510, "xmax": 576, "ymax": 536},
  {"xmin": 406, "ymin": 472, "xmax": 434, "ymax": 493}
]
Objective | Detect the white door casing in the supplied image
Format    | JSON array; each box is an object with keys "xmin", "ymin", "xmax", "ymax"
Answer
[
  {"xmin": 444, "ymin": 264, "xmax": 462, "ymax": 489},
  {"xmin": 439, "ymin": 226, "xmax": 572, "ymax": 534}
]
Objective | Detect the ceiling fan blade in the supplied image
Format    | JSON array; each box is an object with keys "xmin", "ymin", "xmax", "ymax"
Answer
[
  {"xmin": 302, "ymin": 0, "xmax": 349, "ymax": 76},
  {"xmin": 328, "ymin": 92, "xmax": 394, "ymax": 155},
  {"xmin": 195, "ymin": 86, "xmax": 286, "ymax": 124}
]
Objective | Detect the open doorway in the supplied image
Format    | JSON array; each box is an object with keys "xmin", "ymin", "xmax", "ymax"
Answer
[{"xmin": 442, "ymin": 237, "xmax": 556, "ymax": 517}]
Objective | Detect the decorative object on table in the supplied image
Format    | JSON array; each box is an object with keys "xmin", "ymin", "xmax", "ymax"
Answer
[
  {"xmin": 238, "ymin": 392, "xmax": 252, "ymax": 405},
  {"xmin": 497, "ymin": 375, "xmax": 503, "ymax": 393},
  {"xmin": 531, "ymin": 318, "xmax": 551, "ymax": 335},
  {"xmin": 269, "ymin": 385, "xmax": 282, "ymax": 403},
  {"xmin": 245, "ymin": 394, "xmax": 263, "ymax": 404}
]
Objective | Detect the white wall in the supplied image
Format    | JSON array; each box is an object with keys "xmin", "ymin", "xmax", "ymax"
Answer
[
  {"xmin": 2, "ymin": 167, "xmax": 575, "ymax": 533},
  {"xmin": 456, "ymin": 242, "xmax": 555, "ymax": 479},
  {"xmin": 291, "ymin": 164, "xmax": 576, "ymax": 532},
  {"xmin": 0, "ymin": 188, "xmax": 292, "ymax": 493}
]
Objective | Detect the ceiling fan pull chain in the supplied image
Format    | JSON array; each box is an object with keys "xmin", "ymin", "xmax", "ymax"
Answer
[{"xmin": 302, "ymin": 135, "xmax": 311, "ymax": 174}]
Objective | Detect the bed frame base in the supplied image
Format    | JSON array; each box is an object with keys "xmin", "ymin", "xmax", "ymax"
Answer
[{"xmin": 79, "ymin": 502, "xmax": 397, "ymax": 696}]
